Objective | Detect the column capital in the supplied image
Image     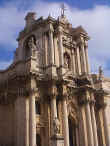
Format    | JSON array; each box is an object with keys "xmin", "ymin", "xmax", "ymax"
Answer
[
  {"xmin": 57, "ymin": 26, "xmax": 63, "ymax": 35},
  {"xmin": 48, "ymin": 23, "xmax": 54, "ymax": 32},
  {"xmin": 48, "ymin": 85, "xmax": 58, "ymax": 100}
]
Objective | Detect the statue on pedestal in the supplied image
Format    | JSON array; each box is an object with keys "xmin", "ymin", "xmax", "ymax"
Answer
[{"xmin": 53, "ymin": 117, "xmax": 60, "ymax": 135}]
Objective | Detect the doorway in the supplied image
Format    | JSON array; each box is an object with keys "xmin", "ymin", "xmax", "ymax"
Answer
[{"xmin": 68, "ymin": 118, "xmax": 77, "ymax": 146}]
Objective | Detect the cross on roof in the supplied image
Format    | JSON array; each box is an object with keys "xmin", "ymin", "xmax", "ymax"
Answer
[{"xmin": 61, "ymin": 4, "xmax": 66, "ymax": 17}]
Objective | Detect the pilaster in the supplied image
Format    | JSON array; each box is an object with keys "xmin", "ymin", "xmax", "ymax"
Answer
[
  {"xmin": 76, "ymin": 46, "xmax": 81, "ymax": 75},
  {"xmin": 85, "ymin": 41, "xmax": 90, "ymax": 73},
  {"xmin": 102, "ymin": 103, "xmax": 110, "ymax": 146},
  {"xmin": 48, "ymin": 23, "xmax": 55, "ymax": 65},
  {"xmin": 71, "ymin": 48, "xmax": 76, "ymax": 75},
  {"xmin": 84, "ymin": 91, "xmax": 94, "ymax": 146},
  {"xmin": 90, "ymin": 93, "xmax": 98, "ymax": 146},
  {"xmin": 29, "ymin": 89, "xmax": 36, "ymax": 146},
  {"xmin": 61, "ymin": 85, "xmax": 69, "ymax": 146}
]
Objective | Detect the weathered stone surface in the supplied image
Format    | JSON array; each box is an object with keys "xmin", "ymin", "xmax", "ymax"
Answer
[{"xmin": 0, "ymin": 11, "xmax": 110, "ymax": 146}]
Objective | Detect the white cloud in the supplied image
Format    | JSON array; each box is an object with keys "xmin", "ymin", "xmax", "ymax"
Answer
[
  {"xmin": 0, "ymin": 1, "xmax": 110, "ymax": 76},
  {"xmin": 0, "ymin": 4, "xmax": 25, "ymax": 47}
]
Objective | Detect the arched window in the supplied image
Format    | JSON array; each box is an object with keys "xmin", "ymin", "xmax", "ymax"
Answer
[
  {"xmin": 36, "ymin": 134, "xmax": 41, "ymax": 146},
  {"xmin": 35, "ymin": 101, "xmax": 41, "ymax": 115},
  {"xmin": 64, "ymin": 52, "xmax": 71, "ymax": 70}
]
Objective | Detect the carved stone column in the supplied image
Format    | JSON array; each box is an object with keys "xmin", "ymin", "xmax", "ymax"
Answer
[
  {"xmin": 25, "ymin": 98, "xmax": 29, "ymax": 146},
  {"xmin": 51, "ymin": 95, "xmax": 57, "ymax": 118},
  {"xmin": 85, "ymin": 41, "xmax": 90, "ymax": 73},
  {"xmin": 51, "ymin": 85, "xmax": 64, "ymax": 146},
  {"xmin": 90, "ymin": 94, "xmax": 98, "ymax": 146},
  {"xmin": 71, "ymin": 49, "xmax": 76, "ymax": 75},
  {"xmin": 81, "ymin": 44, "xmax": 87, "ymax": 73},
  {"xmin": 61, "ymin": 85, "xmax": 69, "ymax": 146},
  {"xmin": 76, "ymin": 46, "xmax": 81, "ymax": 75},
  {"xmin": 102, "ymin": 103, "xmax": 110, "ymax": 146},
  {"xmin": 84, "ymin": 91, "xmax": 94, "ymax": 146},
  {"xmin": 44, "ymin": 33, "xmax": 48, "ymax": 66},
  {"xmin": 58, "ymin": 26, "xmax": 64, "ymax": 67},
  {"xmin": 49, "ymin": 24, "xmax": 55, "ymax": 65},
  {"xmin": 62, "ymin": 96, "xmax": 69, "ymax": 146},
  {"xmin": 51, "ymin": 94, "xmax": 57, "ymax": 136},
  {"xmin": 79, "ymin": 105, "xmax": 88, "ymax": 146},
  {"xmin": 50, "ymin": 85, "xmax": 58, "ymax": 136},
  {"xmin": 29, "ymin": 90, "xmax": 36, "ymax": 146},
  {"xmin": 76, "ymin": 127, "xmax": 80, "ymax": 146}
]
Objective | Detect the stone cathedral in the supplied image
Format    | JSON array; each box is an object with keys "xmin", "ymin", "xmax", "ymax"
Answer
[{"xmin": 0, "ymin": 11, "xmax": 110, "ymax": 146}]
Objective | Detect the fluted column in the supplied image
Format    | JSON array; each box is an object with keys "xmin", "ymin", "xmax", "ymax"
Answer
[
  {"xmin": 71, "ymin": 49, "xmax": 76, "ymax": 75},
  {"xmin": 90, "ymin": 95, "xmax": 99, "ymax": 146},
  {"xmin": 51, "ymin": 95, "xmax": 57, "ymax": 136},
  {"xmin": 49, "ymin": 24, "xmax": 55, "ymax": 65},
  {"xmin": 85, "ymin": 91, "xmax": 94, "ymax": 146},
  {"xmin": 62, "ymin": 96, "xmax": 69, "ymax": 146},
  {"xmin": 76, "ymin": 127, "xmax": 79, "ymax": 146},
  {"xmin": 102, "ymin": 103, "xmax": 110, "ymax": 146},
  {"xmin": 25, "ymin": 98, "xmax": 29, "ymax": 146},
  {"xmin": 29, "ymin": 92, "xmax": 36, "ymax": 146},
  {"xmin": 50, "ymin": 85, "xmax": 58, "ymax": 137},
  {"xmin": 79, "ymin": 105, "xmax": 88, "ymax": 146},
  {"xmin": 44, "ymin": 33, "xmax": 48, "ymax": 66},
  {"xmin": 85, "ymin": 41, "xmax": 90, "ymax": 73},
  {"xmin": 81, "ymin": 44, "xmax": 87, "ymax": 73},
  {"xmin": 51, "ymin": 95, "xmax": 57, "ymax": 118},
  {"xmin": 58, "ymin": 26, "xmax": 64, "ymax": 67},
  {"xmin": 76, "ymin": 46, "xmax": 81, "ymax": 75}
]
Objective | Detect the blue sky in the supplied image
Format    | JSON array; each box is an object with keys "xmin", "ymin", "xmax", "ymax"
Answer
[{"xmin": 0, "ymin": 0, "xmax": 110, "ymax": 76}]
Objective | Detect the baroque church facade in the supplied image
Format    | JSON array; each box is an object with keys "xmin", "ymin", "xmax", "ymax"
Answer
[{"xmin": 0, "ymin": 11, "xmax": 110, "ymax": 146}]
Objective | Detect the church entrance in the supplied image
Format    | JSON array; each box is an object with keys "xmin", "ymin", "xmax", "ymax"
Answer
[{"xmin": 68, "ymin": 118, "xmax": 77, "ymax": 146}]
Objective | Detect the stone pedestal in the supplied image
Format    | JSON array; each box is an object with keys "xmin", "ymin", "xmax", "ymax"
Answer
[{"xmin": 51, "ymin": 134, "xmax": 64, "ymax": 146}]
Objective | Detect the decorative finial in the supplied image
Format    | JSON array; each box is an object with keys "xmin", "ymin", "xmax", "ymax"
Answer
[
  {"xmin": 49, "ymin": 13, "xmax": 51, "ymax": 17},
  {"xmin": 61, "ymin": 3, "xmax": 66, "ymax": 17}
]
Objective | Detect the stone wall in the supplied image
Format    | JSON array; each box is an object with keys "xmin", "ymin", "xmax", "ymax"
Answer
[{"xmin": 0, "ymin": 104, "xmax": 14, "ymax": 145}]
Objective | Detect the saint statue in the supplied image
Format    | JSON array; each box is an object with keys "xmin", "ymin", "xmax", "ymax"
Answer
[
  {"xmin": 64, "ymin": 53, "xmax": 71, "ymax": 69},
  {"xmin": 53, "ymin": 117, "xmax": 60, "ymax": 134},
  {"xmin": 27, "ymin": 36, "xmax": 37, "ymax": 57}
]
